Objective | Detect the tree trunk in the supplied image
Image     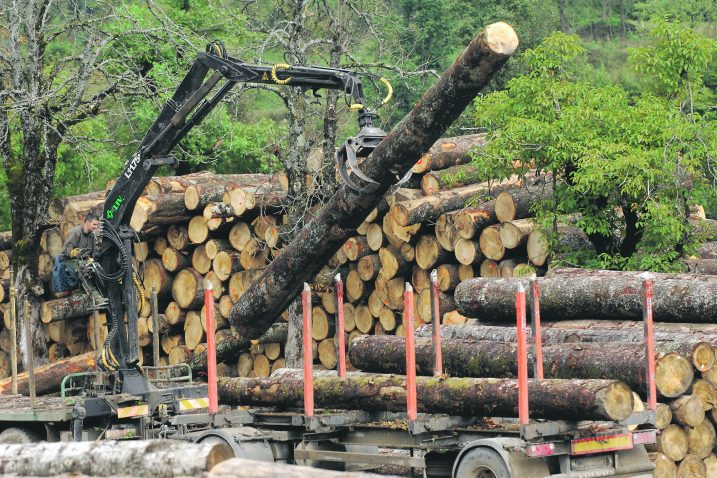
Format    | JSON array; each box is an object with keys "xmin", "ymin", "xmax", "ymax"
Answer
[
  {"xmin": 411, "ymin": 134, "xmax": 487, "ymax": 174},
  {"xmin": 454, "ymin": 274, "xmax": 717, "ymax": 323},
  {"xmin": 184, "ymin": 322, "xmax": 288, "ymax": 375},
  {"xmin": 183, "ymin": 173, "xmax": 285, "ymax": 210},
  {"xmin": 218, "ymin": 368, "xmax": 634, "ymax": 421},
  {"xmin": 421, "ymin": 163, "xmax": 486, "ymax": 195},
  {"xmin": 454, "ymin": 199, "xmax": 498, "ymax": 239},
  {"xmin": 208, "ymin": 457, "xmax": 391, "ymax": 478},
  {"xmin": 527, "ymin": 225, "xmax": 593, "ymax": 267},
  {"xmin": 40, "ymin": 292, "xmax": 94, "ymax": 324},
  {"xmin": 348, "ymin": 335, "xmax": 698, "ymax": 398},
  {"xmin": 494, "ymin": 181, "xmax": 553, "ymax": 223},
  {"xmin": 0, "ymin": 439, "xmax": 232, "ymax": 477},
  {"xmin": 0, "ymin": 352, "xmax": 95, "ymax": 395},
  {"xmin": 421, "ymin": 323, "xmax": 717, "ymax": 351},
  {"xmin": 391, "ymin": 182, "xmax": 506, "ymax": 227},
  {"xmin": 129, "ymin": 193, "xmax": 189, "ymax": 232},
  {"xmin": 232, "ymin": 22, "xmax": 518, "ymax": 339},
  {"xmin": 0, "ymin": 231, "xmax": 12, "ymax": 250},
  {"xmin": 685, "ymin": 259, "xmax": 717, "ymax": 275}
]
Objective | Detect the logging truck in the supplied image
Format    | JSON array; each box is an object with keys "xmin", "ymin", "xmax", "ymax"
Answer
[{"xmin": 0, "ymin": 24, "xmax": 659, "ymax": 477}]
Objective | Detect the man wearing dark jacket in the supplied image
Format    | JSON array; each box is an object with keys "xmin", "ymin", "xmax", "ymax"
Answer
[{"xmin": 52, "ymin": 213, "xmax": 99, "ymax": 297}]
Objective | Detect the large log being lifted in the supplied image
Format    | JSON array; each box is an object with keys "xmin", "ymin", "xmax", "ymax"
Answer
[
  {"xmin": 348, "ymin": 335, "xmax": 701, "ymax": 398},
  {"xmin": 0, "ymin": 440, "xmax": 232, "ymax": 477},
  {"xmin": 232, "ymin": 22, "xmax": 519, "ymax": 339},
  {"xmin": 454, "ymin": 275, "xmax": 717, "ymax": 323},
  {"xmin": 218, "ymin": 368, "xmax": 634, "ymax": 421},
  {"xmin": 41, "ymin": 293, "xmax": 95, "ymax": 324}
]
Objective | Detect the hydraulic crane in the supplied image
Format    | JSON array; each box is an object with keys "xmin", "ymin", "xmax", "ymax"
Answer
[{"xmin": 84, "ymin": 41, "xmax": 398, "ymax": 399}]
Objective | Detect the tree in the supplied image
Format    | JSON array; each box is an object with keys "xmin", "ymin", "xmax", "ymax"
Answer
[
  {"xmin": 470, "ymin": 25, "xmax": 716, "ymax": 272},
  {"xmin": 0, "ymin": 0, "xmax": 255, "ymax": 365}
]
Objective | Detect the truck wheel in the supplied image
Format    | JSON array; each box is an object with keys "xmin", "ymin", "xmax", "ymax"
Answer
[
  {"xmin": 0, "ymin": 427, "xmax": 41, "ymax": 444},
  {"xmin": 455, "ymin": 447, "xmax": 510, "ymax": 478}
]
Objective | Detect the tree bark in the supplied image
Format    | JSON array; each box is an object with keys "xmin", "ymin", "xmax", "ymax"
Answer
[
  {"xmin": 411, "ymin": 134, "xmax": 487, "ymax": 174},
  {"xmin": 420, "ymin": 163, "xmax": 486, "ymax": 195},
  {"xmin": 420, "ymin": 323, "xmax": 717, "ymax": 350},
  {"xmin": 685, "ymin": 259, "xmax": 717, "ymax": 275},
  {"xmin": 0, "ymin": 439, "xmax": 232, "ymax": 477},
  {"xmin": 218, "ymin": 368, "xmax": 634, "ymax": 421},
  {"xmin": 391, "ymin": 182, "xmax": 506, "ymax": 227},
  {"xmin": 348, "ymin": 335, "xmax": 698, "ymax": 398},
  {"xmin": 0, "ymin": 232, "xmax": 12, "ymax": 250},
  {"xmin": 208, "ymin": 458, "xmax": 389, "ymax": 478},
  {"xmin": 0, "ymin": 352, "xmax": 95, "ymax": 395},
  {"xmin": 40, "ymin": 292, "xmax": 94, "ymax": 324},
  {"xmin": 129, "ymin": 193, "xmax": 190, "ymax": 232},
  {"xmin": 188, "ymin": 322, "xmax": 288, "ymax": 374},
  {"xmin": 232, "ymin": 22, "xmax": 519, "ymax": 339},
  {"xmin": 494, "ymin": 181, "xmax": 553, "ymax": 223},
  {"xmin": 455, "ymin": 274, "xmax": 717, "ymax": 323}
]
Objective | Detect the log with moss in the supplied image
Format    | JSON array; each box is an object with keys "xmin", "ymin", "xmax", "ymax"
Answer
[
  {"xmin": 232, "ymin": 22, "xmax": 520, "ymax": 339},
  {"xmin": 218, "ymin": 368, "xmax": 634, "ymax": 421},
  {"xmin": 455, "ymin": 275, "xmax": 717, "ymax": 323},
  {"xmin": 348, "ymin": 334, "xmax": 700, "ymax": 398}
]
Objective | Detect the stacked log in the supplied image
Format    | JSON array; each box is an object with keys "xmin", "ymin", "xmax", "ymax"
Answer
[{"xmin": 31, "ymin": 171, "xmax": 290, "ymax": 377}]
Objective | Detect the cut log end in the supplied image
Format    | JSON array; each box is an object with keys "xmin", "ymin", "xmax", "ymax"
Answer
[
  {"xmin": 596, "ymin": 381, "xmax": 634, "ymax": 422},
  {"xmin": 656, "ymin": 353, "xmax": 695, "ymax": 398},
  {"xmin": 484, "ymin": 22, "xmax": 519, "ymax": 56}
]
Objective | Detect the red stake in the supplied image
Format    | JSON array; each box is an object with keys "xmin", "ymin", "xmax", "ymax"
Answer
[
  {"xmin": 516, "ymin": 282, "xmax": 529, "ymax": 426},
  {"xmin": 404, "ymin": 283, "xmax": 418, "ymax": 421},
  {"xmin": 530, "ymin": 279, "xmax": 544, "ymax": 380},
  {"xmin": 204, "ymin": 280, "xmax": 218, "ymax": 414},
  {"xmin": 429, "ymin": 270, "xmax": 443, "ymax": 376},
  {"xmin": 643, "ymin": 277, "xmax": 657, "ymax": 411},
  {"xmin": 335, "ymin": 273, "xmax": 347, "ymax": 378},
  {"xmin": 302, "ymin": 283, "xmax": 314, "ymax": 417}
]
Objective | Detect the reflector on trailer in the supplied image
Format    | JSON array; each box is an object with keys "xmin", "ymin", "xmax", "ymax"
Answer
[
  {"xmin": 526, "ymin": 442, "xmax": 555, "ymax": 457},
  {"xmin": 632, "ymin": 429, "xmax": 657, "ymax": 445},
  {"xmin": 571, "ymin": 433, "xmax": 632, "ymax": 456}
]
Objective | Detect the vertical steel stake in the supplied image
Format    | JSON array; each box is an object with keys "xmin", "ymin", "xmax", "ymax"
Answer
[
  {"xmin": 529, "ymin": 278, "xmax": 544, "ymax": 380},
  {"xmin": 9, "ymin": 266, "xmax": 17, "ymax": 395},
  {"xmin": 150, "ymin": 288, "xmax": 160, "ymax": 368},
  {"xmin": 642, "ymin": 277, "xmax": 657, "ymax": 411},
  {"xmin": 404, "ymin": 283, "xmax": 417, "ymax": 422},
  {"xmin": 204, "ymin": 281, "xmax": 218, "ymax": 414},
  {"xmin": 429, "ymin": 269, "xmax": 443, "ymax": 376},
  {"xmin": 334, "ymin": 274, "xmax": 347, "ymax": 379},
  {"xmin": 516, "ymin": 283, "xmax": 529, "ymax": 426},
  {"xmin": 23, "ymin": 300, "xmax": 36, "ymax": 407},
  {"xmin": 302, "ymin": 283, "xmax": 314, "ymax": 417}
]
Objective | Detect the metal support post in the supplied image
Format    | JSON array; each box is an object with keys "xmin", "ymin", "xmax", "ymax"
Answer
[
  {"xmin": 404, "ymin": 283, "xmax": 417, "ymax": 422},
  {"xmin": 429, "ymin": 270, "xmax": 443, "ymax": 376},
  {"xmin": 9, "ymin": 266, "xmax": 17, "ymax": 395},
  {"xmin": 302, "ymin": 283, "xmax": 314, "ymax": 417},
  {"xmin": 204, "ymin": 281, "xmax": 218, "ymax": 414},
  {"xmin": 150, "ymin": 288, "xmax": 160, "ymax": 367},
  {"xmin": 516, "ymin": 283, "xmax": 529, "ymax": 426},
  {"xmin": 334, "ymin": 274, "xmax": 347, "ymax": 378},
  {"xmin": 529, "ymin": 278, "xmax": 544, "ymax": 379},
  {"xmin": 23, "ymin": 300, "xmax": 36, "ymax": 406},
  {"xmin": 642, "ymin": 278, "xmax": 657, "ymax": 411}
]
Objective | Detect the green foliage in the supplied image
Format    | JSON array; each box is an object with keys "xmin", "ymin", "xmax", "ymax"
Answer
[{"xmin": 472, "ymin": 25, "xmax": 717, "ymax": 272}]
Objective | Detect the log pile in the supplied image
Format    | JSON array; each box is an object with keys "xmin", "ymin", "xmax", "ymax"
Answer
[{"xmin": 16, "ymin": 171, "xmax": 291, "ymax": 380}]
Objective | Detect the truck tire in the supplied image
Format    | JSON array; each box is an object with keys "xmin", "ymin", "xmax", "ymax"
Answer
[
  {"xmin": 455, "ymin": 447, "xmax": 510, "ymax": 478},
  {"xmin": 0, "ymin": 427, "xmax": 41, "ymax": 444}
]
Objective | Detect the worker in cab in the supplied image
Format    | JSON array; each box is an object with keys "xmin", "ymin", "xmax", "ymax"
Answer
[{"xmin": 52, "ymin": 213, "xmax": 100, "ymax": 298}]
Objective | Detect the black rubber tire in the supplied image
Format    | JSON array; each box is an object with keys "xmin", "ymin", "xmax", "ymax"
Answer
[
  {"xmin": 455, "ymin": 447, "xmax": 510, "ymax": 478},
  {"xmin": 0, "ymin": 427, "xmax": 42, "ymax": 444}
]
